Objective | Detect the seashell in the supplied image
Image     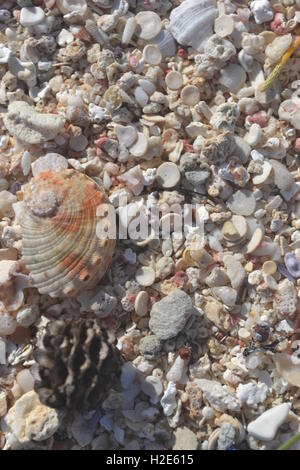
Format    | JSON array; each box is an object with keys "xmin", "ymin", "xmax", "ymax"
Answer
[
  {"xmin": 165, "ymin": 71, "xmax": 183, "ymax": 91},
  {"xmin": 151, "ymin": 29, "xmax": 177, "ymax": 58},
  {"xmin": 122, "ymin": 17, "xmax": 137, "ymax": 45},
  {"xmin": 284, "ymin": 253, "xmax": 300, "ymax": 279},
  {"xmin": 207, "ymin": 428, "xmax": 220, "ymax": 450},
  {"xmin": 129, "ymin": 132, "xmax": 149, "ymax": 158},
  {"xmin": 56, "ymin": 0, "xmax": 87, "ymax": 15},
  {"xmin": 85, "ymin": 20, "xmax": 109, "ymax": 46},
  {"xmin": 15, "ymin": 170, "xmax": 115, "ymax": 298},
  {"xmin": 219, "ymin": 64, "xmax": 246, "ymax": 94},
  {"xmin": 103, "ymin": 85, "xmax": 123, "ymax": 112},
  {"xmin": 135, "ymin": 11, "xmax": 162, "ymax": 40},
  {"xmin": 143, "ymin": 44, "xmax": 162, "ymax": 65},
  {"xmin": 115, "ymin": 124, "xmax": 137, "ymax": 148},
  {"xmin": 169, "ymin": 0, "xmax": 217, "ymax": 52}
]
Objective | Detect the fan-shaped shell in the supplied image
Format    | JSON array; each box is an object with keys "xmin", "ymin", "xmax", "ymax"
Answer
[
  {"xmin": 169, "ymin": 0, "xmax": 217, "ymax": 52},
  {"xmin": 17, "ymin": 170, "xmax": 115, "ymax": 298}
]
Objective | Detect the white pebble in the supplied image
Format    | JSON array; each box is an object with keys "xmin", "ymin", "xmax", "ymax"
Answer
[
  {"xmin": 247, "ymin": 123, "xmax": 262, "ymax": 146},
  {"xmin": 135, "ymin": 291, "xmax": 149, "ymax": 317},
  {"xmin": 0, "ymin": 337, "xmax": 6, "ymax": 364},
  {"xmin": 20, "ymin": 7, "xmax": 45, "ymax": 27},
  {"xmin": 135, "ymin": 266, "xmax": 155, "ymax": 286},
  {"xmin": 69, "ymin": 134, "xmax": 88, "ymax": 151},
  {"xmin": 16, "ymin": 369, "xmax": 35, "ymax": 393},
  {"xmin": 0, "ymin": 313, "xmax": 17, "ymax": 336}
]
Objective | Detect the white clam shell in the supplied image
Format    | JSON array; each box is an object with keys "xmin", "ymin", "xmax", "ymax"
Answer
[
  {"xmin": 169, "ymin": 0, "xmax": 217, "ymax": 52},
  {"xmin": 143, "ymin": 44, "xmax": 162, "ymax": 65},
  {"xmin": 17, "ymin": 170, "xmax": 115, "ymax": 298},
  {"xmin": 136, "ymin": 11, "xmax": 162, "ymax": 40}
]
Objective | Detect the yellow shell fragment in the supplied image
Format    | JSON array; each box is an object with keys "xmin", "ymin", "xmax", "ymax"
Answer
[{"xmin": 17, "ymin": 170, "xmax": 115, "ymax": 297}]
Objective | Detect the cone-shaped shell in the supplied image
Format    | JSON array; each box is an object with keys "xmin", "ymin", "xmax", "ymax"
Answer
[{"xmin": 17, "ymin": 170, "xmax": 115, "ymax": 297}]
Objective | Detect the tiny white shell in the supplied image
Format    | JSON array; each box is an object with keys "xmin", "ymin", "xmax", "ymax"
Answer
[
  {"xmin": 165, "ymin": 71, "xmax": 183, "ymax": 90},
  {"xmin": 143, "ymin": 44, "xmax": 162, "ymax": 65}
]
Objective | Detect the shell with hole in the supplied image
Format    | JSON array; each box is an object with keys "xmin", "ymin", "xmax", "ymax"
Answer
[
  {"xmin": 169, "ymin": 0, "xmax": 217, "ymax": 52},
  {"xmin": 14, "ymin": 170, "xmax": 116, "ymax": 297}
]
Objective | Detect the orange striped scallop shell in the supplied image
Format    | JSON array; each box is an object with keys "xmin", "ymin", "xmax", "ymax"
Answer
[{"xmin": 18, "ymin": 170, "xmax": 115, "ymax": 297}]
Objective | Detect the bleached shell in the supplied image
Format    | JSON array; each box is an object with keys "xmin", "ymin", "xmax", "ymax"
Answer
[
  {"xmin": 151, "ymin": 29, "xmax": 177, "ymax": 58},
  {"xmin": 17, "ymin": 170, "xmax": 115, "ymax": 298},
  {"xmin": 169, "ymin": 0, "xmax": 217, "ymax": 52}
]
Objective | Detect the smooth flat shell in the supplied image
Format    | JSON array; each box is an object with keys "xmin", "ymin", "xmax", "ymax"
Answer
[
  {"xmin": 245, "ymin": 228, "xmax": 263, "ymax": 254},
  {"xmin": 227, "ymin": 189, "xmax": 256, "ymax": 216},
  {"xmin": 180, "ymin": 85, "xmax": 200, "ymax": 106},
  {"xmin": 143, "ymin": 44, "xmax": 162, "ymax": 65},
  {"xmin": 129, "ymin": 132, "xmax": 149, "ymax": 157},
  {"xmin": 156, "ymin": 162, "xmax": 181, "ymax": 188},
  {"xmin": 115, "ymin": 124, "xmax": 137, "ymax": 148},
  {"xmin": 262, "ymin": 260, "xmax": 277, "ymax": 275},
  {"xmin": 165, "ymin": 71, "xmax": 183, "ymax": 90},
  {"xmin": 135, "ymin": 266, "xmax": 155, "ymax": 286},
  {"xmin": 232, "ymin": 215, "xmax": 248, "ymax": 239},
  {"xmin": 270, "ymin": 159, "xmax": 294, "ymax": 191}
]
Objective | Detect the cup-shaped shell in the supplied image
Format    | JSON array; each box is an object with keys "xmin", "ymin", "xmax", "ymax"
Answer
[{"xmin": 17, "ymin": 170, "xmax": 115, "ymax": 298}]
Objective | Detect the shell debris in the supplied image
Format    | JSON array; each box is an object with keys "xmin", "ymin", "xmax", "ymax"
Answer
[{"xmin": 0, "ymin": 0, "xmax": 300, "ymax": 453}]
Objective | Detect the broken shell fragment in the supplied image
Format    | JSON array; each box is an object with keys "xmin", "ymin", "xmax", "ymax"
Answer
[
  {"xmin": 284, "ymin": 253, "xmax": 300, "ymax": 278},
  {"xmin": 16, "ymin": 170, "xmax": 115, "ymax": 298},
  {"xmin": 129, "ymin": 132, "xmax": 149, "ymax": 158},
  {"xmin": 115, "ymin": 124, "xmax": 137, "ymax": 148}
]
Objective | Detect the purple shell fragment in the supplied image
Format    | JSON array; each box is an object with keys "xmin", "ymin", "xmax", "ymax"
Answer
[
  {"xmin": 284, "ymin": 253, "xmax": 300, "ymax": 278},
  {"xmin": 277, "ymin": 263, "xmax": 297, "ymax": 283}
]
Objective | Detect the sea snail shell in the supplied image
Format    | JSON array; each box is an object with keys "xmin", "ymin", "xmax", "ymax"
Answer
[{"xmin": 16, "ymin": 170, "xmax": 115, "ymax": 297}]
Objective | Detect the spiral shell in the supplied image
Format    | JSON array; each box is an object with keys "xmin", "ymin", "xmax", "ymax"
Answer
[{"xmin": 17, "ymin": 170, "xmax": 115, "ymax": 298}]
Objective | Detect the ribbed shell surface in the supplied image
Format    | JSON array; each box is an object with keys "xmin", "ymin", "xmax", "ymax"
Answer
[{"xmin": 20, "ymin": 170, "xmax": 115, "ymax": 297}]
